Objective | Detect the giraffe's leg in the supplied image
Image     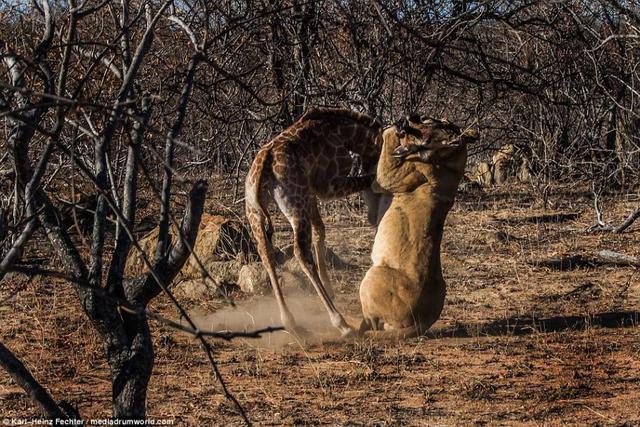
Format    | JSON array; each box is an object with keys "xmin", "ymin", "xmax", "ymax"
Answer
[
  {"xmin": 274, "ymin": 190, "xmax": 354, "ymax": 336},
  {"xmin": 309, "ymin": 200, "xmax": 334, "ymax": 299},
  {"xmin": 293, "ymin": 218, "xmax": 354, "ymax": 336},
  {"xmin": 245, "ymin": 204, "xmax": 298, "ymax": 332}
]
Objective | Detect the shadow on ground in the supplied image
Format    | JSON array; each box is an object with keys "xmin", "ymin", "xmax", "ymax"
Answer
[{"xmin": 426, "ymin": 311, "xmax": 640, "ymax": 339}]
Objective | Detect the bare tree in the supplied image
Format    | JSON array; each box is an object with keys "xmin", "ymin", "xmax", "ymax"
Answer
[
  {"xmin": 0, "ymin": 0, "xmax": 281, "ymax": 422},
  {"xmin": 1, "ymin": 0, "xmax": 639, "ymax": 421}
]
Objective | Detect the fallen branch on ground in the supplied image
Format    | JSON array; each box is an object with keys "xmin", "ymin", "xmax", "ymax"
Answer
[
  {"xmin": 614, "ymin": 207, "xmax": 640, "ymax": 233},
  {"xmin": 594, "ymin": 250, "xmax": 640, "ymax": 268}
]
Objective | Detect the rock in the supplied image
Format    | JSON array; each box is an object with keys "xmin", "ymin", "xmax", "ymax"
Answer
[
  {"xmin": 189, "ymin": 258, "xmax": 241, "ymax": 284},
  {"xmin": 281, "ymin": 257, "xmax": 313, "ymax": 292},
  {"xmin": 280, "ymin": 270, "xmax": 311, "ymax": 292},
  {"xmin": 237, "ymin": 260, "xmax": 312, "ymax": 295},
  {"xmin": 493, "ymin": 144, "xmax": 533, "ymax": 185},
  {"xmin": 125, "ymin": 213, "xmax": 256, "ymax": 279},
  {"xmin": 182, "ymin": 214, "xmax": 257, "ymax": 277},
  {"xmin": 175, "ymin": 258, "xmax": 242, "ymax": 300},
  {"xmin": 177, "ymin": 279, "xmax": 217, "ymax": 299},
  {"xmin": 325, "ymin": 247, "xmax": 351, "ymax": 270},
  {"xmin": 237, "ymin": 257, "xmax": 315, "ymax": 296},
  {"xmin": 277, "ymin": 245, "xmax": 294, "ymax": 263},
  {"xmin": 278, "ymin": 244, "xmax": 350, "ymax": 270},
  {"xmin": 236, "ymin": 243, "xmax": 348, "ymax": 295},
  {"xmin": 237, "ymin": 262, "xmax": 270, "ymax": 295}
]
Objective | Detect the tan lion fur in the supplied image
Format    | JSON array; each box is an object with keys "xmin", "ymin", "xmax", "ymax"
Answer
[{"xmin": 359, "ymin": 120, "xmax": 476, "ymax": 339}]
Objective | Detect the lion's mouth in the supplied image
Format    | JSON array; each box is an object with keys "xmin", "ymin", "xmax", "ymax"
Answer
[
  {"xmin": 392, "ymin": 138, "xmax": 461, "ymax": 159},
  {"xmin": 391, "ymin": 145, "xmax": 415, "ymax": 158}
]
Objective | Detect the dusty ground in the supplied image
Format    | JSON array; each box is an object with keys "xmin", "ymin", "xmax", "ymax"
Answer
[{"xmin": 1, "ymin": 184, "xmax": 639, "ymax": 425}]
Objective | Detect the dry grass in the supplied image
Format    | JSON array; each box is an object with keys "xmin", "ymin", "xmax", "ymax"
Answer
[{"xmin": 1, "ymin": 183, "xmax": 639, "ymax": 425}]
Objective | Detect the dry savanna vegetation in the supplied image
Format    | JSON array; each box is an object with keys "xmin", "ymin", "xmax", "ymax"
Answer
[{"xmin": 1, "ymin": 0, "xmax": 639, "ymax": 425}]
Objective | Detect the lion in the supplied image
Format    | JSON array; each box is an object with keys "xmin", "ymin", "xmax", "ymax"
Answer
[
  {"xmin": 470, "ymin": 144, "xmax": 531, "ymax": 187},
  {"xmin": 358, "ymin": 115, "xmax": 478, "ymax": 339}
]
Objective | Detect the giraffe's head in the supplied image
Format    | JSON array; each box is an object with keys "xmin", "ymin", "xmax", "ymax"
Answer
[{"xmin": 392, "ymin": 115, "xmax": 479, "ymax": 163}]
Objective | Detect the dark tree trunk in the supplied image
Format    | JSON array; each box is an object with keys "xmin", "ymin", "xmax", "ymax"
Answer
[{"xmin": 110, "ymin": 314, "xmax": 154, "ymax": 419}]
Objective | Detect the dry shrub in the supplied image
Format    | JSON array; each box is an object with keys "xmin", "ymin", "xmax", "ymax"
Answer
[{"xmin": 125, "ymin": 213, "xmax": 256, "ymax": 280}]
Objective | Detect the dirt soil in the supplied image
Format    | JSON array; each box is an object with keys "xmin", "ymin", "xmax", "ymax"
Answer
[{"xmin": 1, "ymin": 184, "xmax": 639, "ymax": 425}]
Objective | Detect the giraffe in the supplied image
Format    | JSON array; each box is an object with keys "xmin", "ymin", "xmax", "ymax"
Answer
[{"xmin": 245, "ymin": 107, "xmax": 383, "ymax": 337}]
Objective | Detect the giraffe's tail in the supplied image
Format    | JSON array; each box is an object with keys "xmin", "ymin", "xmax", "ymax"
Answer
[{"xmin": 245, "ymin": 149, "xmax": 276, "ymax": 264}]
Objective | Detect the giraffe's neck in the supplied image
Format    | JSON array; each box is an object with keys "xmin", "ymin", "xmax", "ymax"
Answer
[
  {"xmin": 328, "ymin": 122, "xmax": 382, "ymax": 172},
  {"xmin": 294, "ymin": 108, "xmax": 382, "ymax": 159}
]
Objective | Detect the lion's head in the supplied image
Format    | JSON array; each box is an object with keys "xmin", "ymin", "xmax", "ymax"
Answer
[{"xmin": 391, "ymin": 115, "xmax": 479, "ymax": 162}]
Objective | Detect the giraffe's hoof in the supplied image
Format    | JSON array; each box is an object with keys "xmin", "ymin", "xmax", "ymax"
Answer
[{"xmin": 339, "ymin": 326, "xmax": 357, "ymax": 339}]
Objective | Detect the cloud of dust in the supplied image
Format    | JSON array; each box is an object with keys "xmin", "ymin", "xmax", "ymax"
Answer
[{"xmin": 190, "ymin": 290, "xmax": 341, "ymax": 348}]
